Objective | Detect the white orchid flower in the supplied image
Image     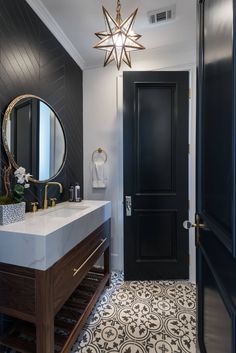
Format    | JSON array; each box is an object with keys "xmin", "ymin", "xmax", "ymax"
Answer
[
  {"xmin": 16, "ymin": 175, "xmax": 25, "ymax": 184},
  {"xmin": 25, "ymin": 173, "xmax": 32, "ymax": 182},
  {"xmin": 14, "ymin": 167, "xmax": 26, "ymax": 177},
  {"xmin": 14, "ymin": 167, "xmax": 32, "ymax": 185}
]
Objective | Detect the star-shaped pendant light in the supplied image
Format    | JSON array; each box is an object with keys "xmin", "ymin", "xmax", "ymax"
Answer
[{"xmin": 94, "ymin": 0, "xmax": 145, "ymax": 70}]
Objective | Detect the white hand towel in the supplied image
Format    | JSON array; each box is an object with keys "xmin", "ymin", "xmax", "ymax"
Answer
[{"xmin": 92, "ymin": 160, "xmax": 106, "ymax": 188}]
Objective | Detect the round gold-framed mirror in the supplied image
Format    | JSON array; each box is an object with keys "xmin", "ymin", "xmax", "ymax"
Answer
[{"xmin": 2, "ymin": 94, "xmax": 66, "ymax": 183}]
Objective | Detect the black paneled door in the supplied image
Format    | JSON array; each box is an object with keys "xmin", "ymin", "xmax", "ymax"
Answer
[
  {"xmin": 123, "ymin": 71, "xmax": 189, "ymax": 280},
  {"xmin": 197, "ymin": 0, "xmax": 236, "ymax": 352}
]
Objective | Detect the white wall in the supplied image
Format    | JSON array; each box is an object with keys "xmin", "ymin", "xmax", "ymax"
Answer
[{"xmin": 83, "ymin": 45, "xmax": 197, "ymax": 282}]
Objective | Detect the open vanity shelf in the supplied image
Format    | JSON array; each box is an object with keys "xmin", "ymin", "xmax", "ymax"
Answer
[
  {"xmin": 0, "ymin": 220, "xmax": 110, "ymax": 353},
  {"xmin": 1, "ymin": 269, "xmax": 108, "ymax": 353}
]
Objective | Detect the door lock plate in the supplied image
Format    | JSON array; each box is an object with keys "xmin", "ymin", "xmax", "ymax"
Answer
[{"xmin": 125, "ymin": 196, "xmax": 132, "ymax": 216}]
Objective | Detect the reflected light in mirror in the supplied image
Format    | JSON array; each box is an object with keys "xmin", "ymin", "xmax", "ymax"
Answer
[{"xmin": 39, "ymin": 102, "xmax": 65, "ymax": 180}]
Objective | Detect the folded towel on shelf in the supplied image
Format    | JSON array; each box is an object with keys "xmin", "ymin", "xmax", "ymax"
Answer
[{"xmin": 92, "ymin": 160, "xmax": 107, "ymax": 188}]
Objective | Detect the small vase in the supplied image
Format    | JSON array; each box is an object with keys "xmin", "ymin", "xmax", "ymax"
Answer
[{"xmin": 0, "ymin": 202, "xmax": 26, "ymax": 225}]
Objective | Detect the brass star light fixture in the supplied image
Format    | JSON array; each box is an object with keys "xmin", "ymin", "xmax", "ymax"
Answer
[{"xmin": 94, "ymin": 0, "xmax": 145, "ymax": 70}]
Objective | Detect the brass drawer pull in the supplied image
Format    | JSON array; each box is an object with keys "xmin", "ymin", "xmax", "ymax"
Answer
[{"xmin": 73, "ymin": 238, "xmax": 107, "ymax": 277}]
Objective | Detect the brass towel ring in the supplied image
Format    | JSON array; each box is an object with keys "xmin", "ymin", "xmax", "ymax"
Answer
[{"xmin": 92, "ymin": 148, "xmax": 107, "ymax": 163}]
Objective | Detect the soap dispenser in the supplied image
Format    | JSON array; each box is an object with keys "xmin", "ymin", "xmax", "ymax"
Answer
[
  {"xmin": 74, "ymin": 183, "xmax": 81, "ymax": 202},
  {"xmin": 69, "ymin": 185, "xmax": 74, "ymax": 202}
]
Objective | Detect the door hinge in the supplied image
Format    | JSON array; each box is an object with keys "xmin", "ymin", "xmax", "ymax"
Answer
[
  {"xmin": 189, "ymin": 88, "xmax": 191, "ymax": 99},
  {"xmin": 188, "ymin": 144, "xmax": 190, "ymax": 154}
]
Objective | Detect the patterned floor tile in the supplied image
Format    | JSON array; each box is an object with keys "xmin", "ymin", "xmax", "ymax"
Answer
[{"xmin": 71, "ymin": 273, "xmax": 196, "ymax": 353}]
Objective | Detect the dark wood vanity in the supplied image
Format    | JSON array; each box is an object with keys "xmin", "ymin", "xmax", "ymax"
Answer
[
  {"xmin": 0, "ymin": 90, "xmax": 111, "ymax": 353},
  {"xmin": 0, "ymin": 220, "xmax": 110, "ymax": 353}
]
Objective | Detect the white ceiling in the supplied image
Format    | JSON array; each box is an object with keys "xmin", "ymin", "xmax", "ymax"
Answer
[{"xmin": 39, "ymin": 0, "xmax": 196, "ymax": 69}]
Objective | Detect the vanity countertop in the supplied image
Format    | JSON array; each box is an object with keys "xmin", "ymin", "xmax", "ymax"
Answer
[{"xmin": 0, "ymin": 200, "xmax": 111, "ymax": 270}]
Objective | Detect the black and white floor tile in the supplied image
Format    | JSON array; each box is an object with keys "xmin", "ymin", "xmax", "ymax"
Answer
[{"xmin": 71, "ymin": 273, "xmax": 196, "ymax": 353}]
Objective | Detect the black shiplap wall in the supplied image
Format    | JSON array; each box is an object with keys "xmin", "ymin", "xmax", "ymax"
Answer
[{"xmin": 0, "ymin": 0, "xmax": 83, "ymax": 206}]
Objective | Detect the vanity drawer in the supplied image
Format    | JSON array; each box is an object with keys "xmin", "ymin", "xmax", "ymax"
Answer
[
  {"xmin": 52, "ymin": 221, "xmax": 110, "ymax": 313},
  {"xmin": 0, "ymin": 264, "xmax": 35, "ymax": 321}
]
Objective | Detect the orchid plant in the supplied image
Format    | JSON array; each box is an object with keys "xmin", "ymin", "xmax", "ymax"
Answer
[
  {"xmin": 13, "ymin": 167, "xmax": 32, "ymax": 203},
  {"xmin": 0, "ymin": 166, "xmax": 32, "ymax": 205}
]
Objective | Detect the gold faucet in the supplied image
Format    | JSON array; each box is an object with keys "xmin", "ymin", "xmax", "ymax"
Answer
[{"xmin": 44, "ymin": 182, "xmax": 63, "ymax": 209}]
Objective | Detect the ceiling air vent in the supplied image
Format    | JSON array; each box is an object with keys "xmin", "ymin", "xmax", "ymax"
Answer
[{"xmin": 148, "ymin": 5, "xmax": 176, "ymax": 25}]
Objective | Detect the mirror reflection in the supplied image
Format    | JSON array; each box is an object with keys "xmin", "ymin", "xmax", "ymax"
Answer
[{"xmin": 4, "ymin": 96, "xmax": 66, "ymax": 182}]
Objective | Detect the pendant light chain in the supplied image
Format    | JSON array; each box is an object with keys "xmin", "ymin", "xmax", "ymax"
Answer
[
  {"xmin": 116, "ymin": 0, "xmax": 121, "ymax": 11},
  {"xmin": 116, "ymin": 0, "xmax": 122, "ymax": 24}
]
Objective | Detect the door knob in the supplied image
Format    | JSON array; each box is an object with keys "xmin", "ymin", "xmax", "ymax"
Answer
[{"xmin": 183, "ymin": 220, "xmax": 205, "ymax": 230}]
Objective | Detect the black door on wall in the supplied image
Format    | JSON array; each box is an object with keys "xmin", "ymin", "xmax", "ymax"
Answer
[
  {"xmin": 196, "ymin": 0, "xmax": 236, "ymax": 352},
  {"xmin": 123, "ymin": 71, "xmax": 189, "ymax": 280}
]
